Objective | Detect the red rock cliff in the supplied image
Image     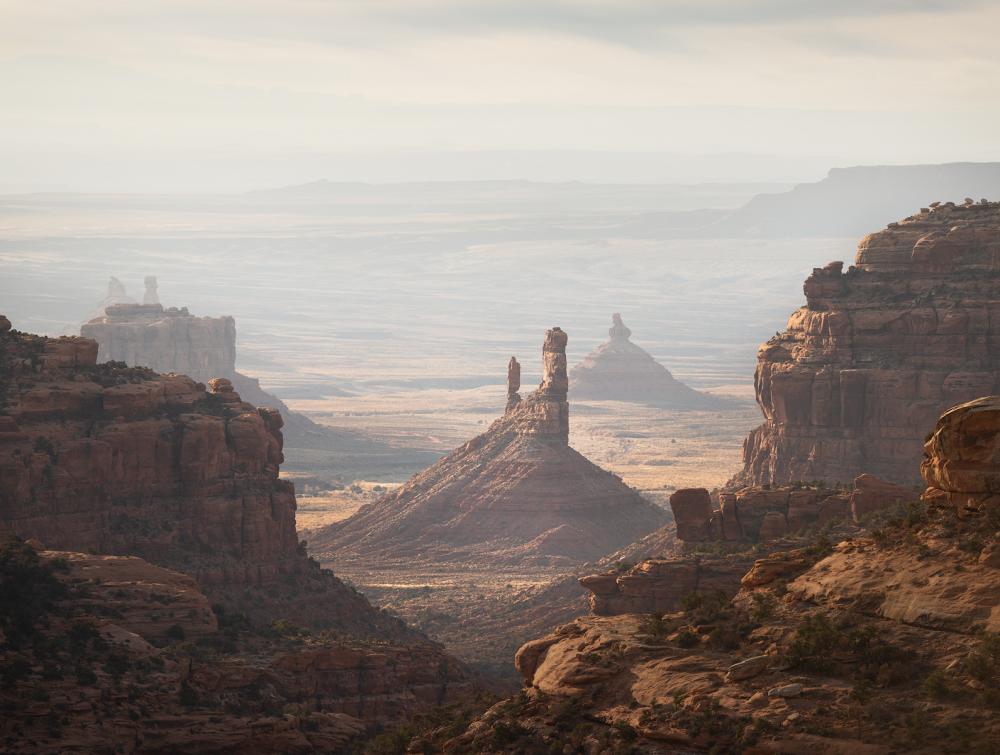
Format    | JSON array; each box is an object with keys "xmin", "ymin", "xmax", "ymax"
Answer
[{"xmin": 739, "ymin": 199, "xmax": 1000, "ymax": 486}]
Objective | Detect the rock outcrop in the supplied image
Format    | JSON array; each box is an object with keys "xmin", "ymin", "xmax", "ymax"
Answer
[
  {"xmin": 580, "ymin": 556, "xmax": 753, "ymax": 616},
  {"xmin": 311, "ymin": 328, "xmax": 668, "ymax": 566},
  {"xmin": 569, "ymin": 314, "xmax": 725, "ymax": 409},
  {"xmin": 449, "ymin": 399, "xmax": 1000, "ymax": 754},
  {"xmin": 0, "ymin": 318, "xmax": 436, "ymax": 637},
  {"xmin": 0, "ymin": 540, "xmax": 473, "ymax": 753},
  {"xmin": 0, "ymin": 319, "xmax": 477, "ymax": 751},
  {"xmin": 80, "ymin": 292, "xmax": 346, "ymax": 451},
  {"xmin": 739, "ymin": 201, "xmax": 1000, "ymax": 487}
]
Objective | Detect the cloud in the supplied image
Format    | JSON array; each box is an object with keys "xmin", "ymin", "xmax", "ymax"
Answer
[{"xmin": 0, "ymin": 0, "xmax": 997, "ymax": 190}]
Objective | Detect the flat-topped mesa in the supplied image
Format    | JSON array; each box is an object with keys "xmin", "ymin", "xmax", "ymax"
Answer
[
  {"xmin": 79, "ymin": 284, "xmax": 343, "ymax": 450},
  {"xmin": 83, "ymin": 302, "xmax": 234, "ymax": 381},
  {"xmin": 738, "ymin": 201, "xmax": 1000, "ymax": 487}
]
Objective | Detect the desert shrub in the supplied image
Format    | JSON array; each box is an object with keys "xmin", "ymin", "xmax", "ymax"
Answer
[
  {"xmin": 1, "ymin": 656, "xmax": 31, "ymax": 685},
  {"xmin": 965, "ymin": 632, "xmax": 1000, "ymax": 706},
  {"xmin": 165, "ymin": 624, "xmax": 186, "ymax": 642},
  {"xmin": 0, "ymin": 536, "xmax": 69, "ymax": 648},
  {"xmin": 74, "ymin": 665, "xmax": 97, "ymax": 685},
  {"xmin": 32, "ymin": 436, "xmax": 58, "ymax": 461},
  {"xmin": 612, "ymin": 720, "xmax": 637, "ymax": 741},
  {"xmin": 786, "ymin": 614, "xmax": 841, "ymax": 673},
  {"xmin": 179, "ymin": 680, "xmax": 199, "ymax": 707},
  {"xmin": 638, "ymin": 613, "xmax": 668, "ymax": 639},
  {"xmin": 362, "ymin": 729, "xmax": 411, "ymax": 755},
  {"xmin": 748, "ymin": 591, "xmax": 777, "ymax": 623},
  {"xmin": 675, "ymin": 628, "xmax": 700, "ymax": 648},
  {"xmin": 923, "ymin": 670, "xmax": 950, "ymax": 699}
]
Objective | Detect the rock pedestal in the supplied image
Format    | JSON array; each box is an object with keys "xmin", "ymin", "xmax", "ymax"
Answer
[
  {"xmin": 569, "ymin": 314, "xmax": 724, "ymax": 409},
  {"xmin": 310, "ymin": 328, "xmax": 667, "ymax": 566}
]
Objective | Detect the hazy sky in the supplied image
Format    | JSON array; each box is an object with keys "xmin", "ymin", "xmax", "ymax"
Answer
[{"xmin": 2, "ymin": 0, "xmax": 999, "ymax": 191}]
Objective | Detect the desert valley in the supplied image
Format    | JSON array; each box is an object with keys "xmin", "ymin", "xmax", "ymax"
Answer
[
  {"xmin": 2, "ymin": 167, "xmax": 1000, "ymax": 753},
  {"xmin": 3, "ymin": 2, "xmax": 1000, "ymax": 751}
]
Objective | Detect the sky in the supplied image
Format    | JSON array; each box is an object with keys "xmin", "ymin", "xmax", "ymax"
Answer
[{"xmin": 1, "ymin": 0, "xmax": 999, "ymax": 192}]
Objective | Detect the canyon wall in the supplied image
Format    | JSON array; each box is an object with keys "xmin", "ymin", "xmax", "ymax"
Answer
[
  {"xmin": 0, "ymin": 317, "xmax": 420, "ymax": 637},
  {"xmin": 738, "ymin": 199, "xmax": 1000, "ymax": 486}
]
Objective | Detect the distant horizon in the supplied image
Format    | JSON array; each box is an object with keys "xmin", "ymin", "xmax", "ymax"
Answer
[{"xmin": 3, "ymin": 156, "xmax": 1000, "ymax": 196}]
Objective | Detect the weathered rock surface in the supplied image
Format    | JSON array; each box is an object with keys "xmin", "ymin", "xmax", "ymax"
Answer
[
  {"xmin": 580, "ymin": 555, "xmax": 753, "ymax": 616},
  {"xmin": 738, "ymin": 201, "xmax": 1000, "ymax": 487},
  {"xmin": 450, "ymin": 402, "xmax": 1000, "ymax": 754},
  {"xmin": 0, "ymin": 541, "xmax": 473, "ymax": 754},
  {"xmin": 569, "ymin": 314, "xmax": 725, "ymax": 409},
  {"xmin": 669, "ymin": 484, "xmax": 863, "ymax": 544},
  {"xmin": 921, "ymin": 395, "xmax": 1000, "ymax": 505},
  {"xmin": 0, "ymin": 318, "xmax": 443, "ymax": 639},
  {"xmin": 311, "ymin": 328, "xmax": 667, "ymax": 566},
  {"xmin": 80, "ymin": 297, "xmax": 345, "ymax": 451}
]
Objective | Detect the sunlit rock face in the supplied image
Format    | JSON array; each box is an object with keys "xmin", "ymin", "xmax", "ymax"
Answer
[
  {"xmin": 80, "ymin": 295, "xmax": 338, "ymax": 449},
  {"xmin": 311, "ymin": 328, "xmax": 668, "ymax": 567},
  {"xmin": 738, "ymin": 200, "xmax": 1000, "ymax": 487},
  {"xmin": 82, "ymin": 302, "xmax": 236, "ymax": 383},
  {"xmin": 569, "ymin": 314, "xmax": 725, "ymax": 409}
]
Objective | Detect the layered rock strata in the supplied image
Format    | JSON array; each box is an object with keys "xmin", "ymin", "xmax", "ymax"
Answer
[
  {"xmin": 580, "ymin": 556, "xmax": 753, "ymax": 616},
  {"xmin": 80, "ymin": 295, "xmax": 344, "ymax": 450},
  {"xmin": 569, "ymin": 314, "xmax": 725, "ymax": 409},
  {"xmin": 0, "ymin": 319, "xmax": 476, "ymax": 750},
  {"xmin": 451, "ymin": 401, "xmax": 1000, "ymax": 754},
  {"xmin": 311, "ymin": 328, "xmax": 667, "ymax": 566},
  {"xmin": 739, "ymin": 200, "xmax": 1000, "ymax": 486},
  {"xmin": 0, "ymin": 542, "xmax": 473, "ymax": 753},
  {"xmin": 0, "ymin": 318, "xmax": 437, "ymax": 637}
]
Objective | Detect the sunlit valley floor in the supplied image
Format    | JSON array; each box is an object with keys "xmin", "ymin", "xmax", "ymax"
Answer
[{"xmin": 286, "ymin": 384, "xmax": 759, "ymax": 684}]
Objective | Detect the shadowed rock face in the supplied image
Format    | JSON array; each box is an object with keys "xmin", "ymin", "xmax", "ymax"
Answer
[
  {"xmin": 311, "ymin": 328, "xmax": 668, "ymax": 566},
  {"xmin": 569, "ymin": 314, "xmax": 725, "ymax": 409},
  {"xmin": 0, "ymin": 318, "xmax": 478, "ymax": 751},
  {"xmin": 739, "ymin": 200, "xmax": 1000, "ymax": 487},
  {"xmin": 0, "ymin": 318, "xmax": 436, "ymax": 639}
]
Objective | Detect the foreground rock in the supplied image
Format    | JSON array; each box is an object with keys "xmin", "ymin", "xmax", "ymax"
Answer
[
  {"xmin": 311, "ymin": 328, "xmax": 668, "ymax": 567},
  {"xmin": 569, "ymin": 313, "xmax": 725, "ymax": 409},
  {"xmin": 738, "ymin": 200, "xmax": 1000, "ymax": 487},
  {"xmin": 670, "ymin": 477, "xmax": 914, "ymax": 545},
  {"xmin": 444, "ymin": 400, "xmax": 1000, "ymax": 753},
  {"xmin": 0, "ymin": 540, "xmax": 473, "ymax": 753},
  {"xmin": 0, "ymin": 319, "xmax": 475, "ymax": 749}
]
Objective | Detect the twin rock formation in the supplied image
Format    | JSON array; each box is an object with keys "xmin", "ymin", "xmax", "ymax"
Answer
[
  {"xmin": 81, "ymin": 280, "xmax": 340, "ymax": 450},
  {"xmin": 311, "ymin": 328, "xmax": 668, "ymax": 566},
  {"xmin": 740, "ymin": 199, "xmax": 1000, "ymax": 486}
]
